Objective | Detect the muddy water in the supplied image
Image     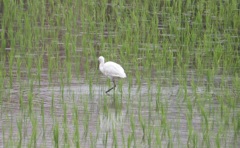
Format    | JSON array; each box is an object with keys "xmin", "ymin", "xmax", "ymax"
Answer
[{"xmin": 1, "ymin": 65, "xmax": 239, "ymax": 147}]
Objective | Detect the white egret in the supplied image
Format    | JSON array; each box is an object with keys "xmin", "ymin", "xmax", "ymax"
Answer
[{"xmin": 98, "ymin": 56, "xmax": 126, "ymax": 93}]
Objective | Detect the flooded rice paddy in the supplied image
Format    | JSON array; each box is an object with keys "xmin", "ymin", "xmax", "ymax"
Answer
[{"xmin": 0, "ymin": 0, "xmax": 240, "ymax": 147}]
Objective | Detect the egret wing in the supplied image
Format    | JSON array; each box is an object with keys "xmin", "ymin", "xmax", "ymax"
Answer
[{"xmin": 103, "ymin": 61, "xmax": 126, "ymax": 78}]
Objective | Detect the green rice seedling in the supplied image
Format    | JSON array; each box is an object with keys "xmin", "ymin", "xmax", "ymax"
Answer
[
  {"xmin": 83, "ymin": 97, "xmax": 89, "ymax": 138},
  {"xmin": 138, "ymin": 96, "xmax": 146, "ymax": 142},
  {"xmin": 186, "ymin": 112, "xmax": 193, "ymax": 147},
  {"xmin": 121, "ymin": 127, "xmax": 126, "ymax": 148},
  {"xmin": 147, "ymin": 94, "xmax": 153, "ymax": 134},
  {"xmin": 186, "ymin": 92, "xmax": 193, "ymax": 117},
  {"xmin": 28, "ymin": 80, "xmax": 34, "ymax": 115},
  {"xmin": 16, "ymin": 56, "xmax": 22, "ymax": 82},
  {"xmin": 135, "ymin": 70, "xmax": 141, "ymax": 92},
  {"xmin": 48, "ymin": 55, "xmax": 54, "ymax": 84},
  {"xmin": 222, "ymin": 101, "xmax": 231, "ymax": 127},
  {"xmin": 41, "ymin": 99, "xmax": 45, "ymax": 140},
  {"xmin": 155, "ymin": 83, "xmax": 161, "ymax": 112},
  {"xmin": 113, "ymin": 94, "xmax": 121, "ymax": 112},
  {"xmin": 233, "ymin": 74, "xmax": 240, "ymax": 104},
  {"xmin": 202, "ymin": 130, "xmax": 210, "ymax": 148},
  {"xmin": 112, "ymin": 127, "xmax": 118, "ymax": 148},
  {"xmin": 1, "ymin": 24, "xmax": 7, "ymax": 51},
  {"xmin": 4, "ymin": 119, "xmax": 13, "ymax": 147},
  {"xmin": 155, "ymin": 126, "xmax": 162, "ymax": 147},
  {"xmin": 160, "ymin": 99, "xmax": 168, "ymax": 137},
  {"xmin": 118, "ymin": 79, "xmax": 124, "ymax": 103},
  {"xmin": 148, "ymin": 124, "xmax": 154, "ymax": 148},
  {"xmin": 37, "ymin": 55, "xmax": 43, "ymax": 85},
  {"xmin": 103, "ymin": 131, "xmax": 108, "ymax": 148},
  {"xmin": 73, "ymin": 103, "xmax": 80, "ymax": 148},
  {"xmin": 195, "ymin": 52, "xmax": 204, "ymax": 79},
  {"xmin": 53, "ymin": 121, "xmax": 59, "ymax": 148},
  {"xmin": 234, "ymin": 112, "xmax": 240, "ymax": 141},
  {"xmin": 84, "ymin": 57, "xmax": 90, "ymax": 80},
  {"xmin": 217, "ymin": 93, "xmax": 225, "ymax": 120},
  {"xmin": 213, "ymin": 44, "xmax": 222, "ymax": 69},
  {"xmin": 74, "ymin": 53, "xmax": 81, "ymax": 80},
  {"xmin": 198, "ymin": 103, "xmax": 210, "ymax": 147},
  {"xmin": 166, "ymin": 127, "xmax": 173, "ymax": 148},
  {"xmin": 27, "ymin": 53, "xmax": 33, "ymax": 79},
  {"xmin": 215, "ymin": 125, "xmax": 224, "ymax": 148},
  {"xmin": 63, "ymin": 102, "xmax": 69, "ymax": 147},
  {"xmin": 103, "ymin": 95, "xmax": 109, "ymax": 115},
  {"xmin": 206, "ymin": 69, "xmax": 213, "ymax": 92},
  {"xmin": 127, "ymin": 134, "xmax": 133, "ymax": 148},
  {"xmin": 47, "ymin": 52, "xmax": 57, "ymax": 84},
  {"xmin": 192, "ymin": 132, "xmax": 198, "ymax": 148},
  {"xmin": 127, "ymin": 75, "xmax": 132, "ymax": 114},
  {"xmin": 66, "ymin": 61, "xmax": 72, "ymax": 85},
  {"xmin": 88, "ymin": 78, "xmax": 93, "ymax": 99},
  {"xmin": 0, "ymin": 65, "xmax": 4, "ymax": 105},
  {"xmin": 59, "ymin": 72, "xmax": 65, "ymax": 101},
  {"xmin": 130, "ymin": 113, "xmax": 136, "ymax": 147},
  {"xmin": 23, "ymin": 16, "xmax": 33, "ymax": 51},
  {"xmin": 8, "ymin": 50, "xmax": 14, "ymax": 88},
  {"xmin": 51, "ymin": 91, "xmax": 56, "ymax": 119},
  {"xmin": 17, "ymin": 118, "xmax": 23, "ymax": 148},
  {"xmin": 64, "ymin": 34, "xmax": 71, "ymax": 63},
  {"xmin": 30, "ymin": 114, "xmax": 38, "ymax": 148},
  {"xmin": 95, "ymin": 117, "xmax": 100, "ymax": 141},
  {"xmin": 90, "ymin": 132, "xmax": 97, "ymax": 148},
  {"xmin": 19, "ymin": 88, "xmax": 24, "ymax": 112},
  {"xmin": 190, "ymin": 75, "xmax": 198, "ymax": 104}
]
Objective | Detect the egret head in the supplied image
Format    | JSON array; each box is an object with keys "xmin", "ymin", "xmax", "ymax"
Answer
[{"xmin": 98, "ymin": 56, "xmax": 105, "ymax": 64}]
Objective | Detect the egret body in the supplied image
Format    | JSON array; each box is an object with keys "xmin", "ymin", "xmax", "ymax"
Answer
[{"xmin": 98, "ymin": 56, "xmax": 126, "ymax": 93}]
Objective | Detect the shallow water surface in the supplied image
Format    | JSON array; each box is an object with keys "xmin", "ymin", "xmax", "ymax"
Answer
[{"xmin": 1, "ymin": 70, "xmax": 239, "ymax": 147}]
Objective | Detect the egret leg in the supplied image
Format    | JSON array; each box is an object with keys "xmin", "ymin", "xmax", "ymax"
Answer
[{"xmin": 106, "ymin": 79, "xmax": 116, "ymax": 93}]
